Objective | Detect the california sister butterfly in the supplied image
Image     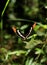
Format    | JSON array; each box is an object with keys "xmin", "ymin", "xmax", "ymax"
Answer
[{"xmin": 12, "ymin": 22, "xmax": 36, "ymax": 40}]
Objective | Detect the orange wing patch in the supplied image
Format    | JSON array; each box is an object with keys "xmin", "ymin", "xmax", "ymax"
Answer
[
  {"xmin": 12, "ymin": 26, "xmax": 17, "ymax": 33},
  {"xmin": 32, "ymin": 22, "xmax": 36, "ymax": 29}
]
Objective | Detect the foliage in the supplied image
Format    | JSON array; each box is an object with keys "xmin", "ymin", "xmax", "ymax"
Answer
[{"xmin": 0, "ymin": 0, "xmax": 47, "ymax": 65}]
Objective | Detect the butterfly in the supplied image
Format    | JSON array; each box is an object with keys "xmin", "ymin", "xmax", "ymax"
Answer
[{"xmin": 12, "ymin": 22, "xmax": 36, "ymax": 40}]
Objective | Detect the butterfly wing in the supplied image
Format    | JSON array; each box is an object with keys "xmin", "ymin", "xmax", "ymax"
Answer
[
  {"xmin": 25, "ymin": 27, "xmax": 32, "ymax": 38},
  {"xmin": 16, "ymin": 30, "xmax": 26, "ymax": 40}
]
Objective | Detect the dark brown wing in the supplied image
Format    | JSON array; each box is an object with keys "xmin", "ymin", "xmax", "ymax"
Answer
[
  {"xmin": 16, "ymin": 30, "xmax": 26, "ymax": 40},
  {"xmin": 25, "ymin": 27, "xmax": 32, "ymax": 38}
]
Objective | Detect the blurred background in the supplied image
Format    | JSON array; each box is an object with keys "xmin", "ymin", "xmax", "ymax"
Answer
[{"xmin": 0, "ymin": 0, "xmax": 47, "ymax": 65}]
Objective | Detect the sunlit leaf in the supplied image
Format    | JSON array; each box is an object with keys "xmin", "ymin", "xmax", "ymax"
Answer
[
  {"xmin": 20, "ymin": 25, "xmax": 28, "ymax": 30},
  {"xmin": 25, "ymin": 58, "xmax": 29, "ymax": 65},
  {"xmin": 37, "ymin": 31, "xmax": 45, "ymax": 36},
  {"xmin": 41, "ymin": 57, "xmax": 47, "ymax": 63},
  {"xmin": 42, "ymin": 25, "xmax": 47, "ymax": 29},
  {"xmin": 25, "ymin": 39, "xmax": 42, "ymax": 49},
  {"xmin": 28, "ymin": 58, "xmax": 33, "ymax": 65},
  {"xmin": 34, "ymin": 25, "xmax": 40, "ymax": 31},
  {"xmin": 27, "ymin": 34, "xmax": 37, "ymax": 39},
  {"xmin": 35, "ymin": 48, "xmax": 44, "ymax": 54},
  {"xmin": 5, "ymin": 50, "xmax": 26, "ymax": 60}
]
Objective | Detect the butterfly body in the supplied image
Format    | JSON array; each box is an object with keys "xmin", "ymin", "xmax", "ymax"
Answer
[{"xmin": 12, "ymin": 22, "xmax": 36, "ymax": 40}]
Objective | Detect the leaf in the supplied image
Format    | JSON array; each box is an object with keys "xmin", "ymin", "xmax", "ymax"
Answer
[
  {"xmin": 27, "ymin": 34, "xmax": 37, "ymax": 39},
  {"xmin": 0, "ymin": 20, "xmax": 2, "ymax": 29},
  {"xmin": 4, "ymin": 35, "xmax": 11, "ymax": 39},
  {"xmin": 1, "ymin": 48, "xmax": 7, "ymax": 53},
  {"xmin": 25, "ymin": 49, "xmax": 31, "ymax": 56},
  {"xmin": 31, "ymin": 62, "xmax": 42, "ymax": 65},
  {"xmin": 28, "ymin": 58, "xmax": 33, "ymax": 65},
  {"xmin": 34, "ymin": 25, "xmax": 40, "ymax": 31},
  {"xmin": 37, "ymin": 31, "xmax": 45, "ymax": 36},
  {"xmin": 1, "ymin": 0, "xmax": 10, "ymax": 16},
  {"xmin": 5, "ymin": 50, "xmax": 26, "ymax": 60},
  {"xmin": 42, "ymin": 25, "xmax": 47, "ymax": 29},
  {"xmin": 41, "ymin": 57, "xmax": 47, "ymax": 63},
  {"xmin": 25, "ymin": 39, "xmax": 42, "ymax": 49},
  {"xmin": 8, "ymin": 14, "xmax": 16, "ymax": 20},
  {"xmin": 35, "ymin": 48, "xmax": 44, "ymax": 54},
  {"xmin": 25, "ymin": 58, "xmax": 29, "ymax": 65},
  {"xmin": 20, "ymin": 25, "xmax": 28, "ymax": 30},
  {"xmin": 25, "ymin": 58, "xmax": 33, "ymax": 65}
]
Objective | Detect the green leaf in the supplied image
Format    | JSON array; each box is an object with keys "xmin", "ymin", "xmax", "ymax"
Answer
[
  {"xmin": 20, "ymin": 25, "xmax": 28, "ymax": 30},
  {"xmin": 42, "ymin": 25, "xmax": 47, "ymax": 29},
  {"xmin": 35, "ymin": 48, "xmax": 44, "ymax": 54},
  {"xmin": 27, "ymin": 34, "xmax": 37, "ymax": 39},
  {"xmin": 0, "ymin": 20, "xmax": 2, "ymax": 29},
  {"xmin": 5, "ymin": 50, "xmax": 26, "ymax": 60},
  {"xmin": 4, "ymin": 34, "xmax": 11, "ymax": 39},
  {"xmin": 1, "ymin": 0, "xmax": 10, "ymax": 16},
  {"xmin": 1, "ymin": 48, "xmax": 7, "ymax": 53},
  {"xmin": 41, "ymin": 57, "xmax": 47, "ymax": 63},
  {"xmin": 25, "ymin": 58, "xmax": 29, "ymax": 65},
  {"xmin": 25, "ymin": 39, "xmax": 42, "ymax": 49},
  {"xmin": 34, "ymin": 25, "xmax": 40, "ymax": 31},
  {"xmin": 37, "ymin": 31, "xmax": 44, "ymax": 36},
  {"xmin": 28, "ymin": 58, "xmax": 33, "ymax": 65}
]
